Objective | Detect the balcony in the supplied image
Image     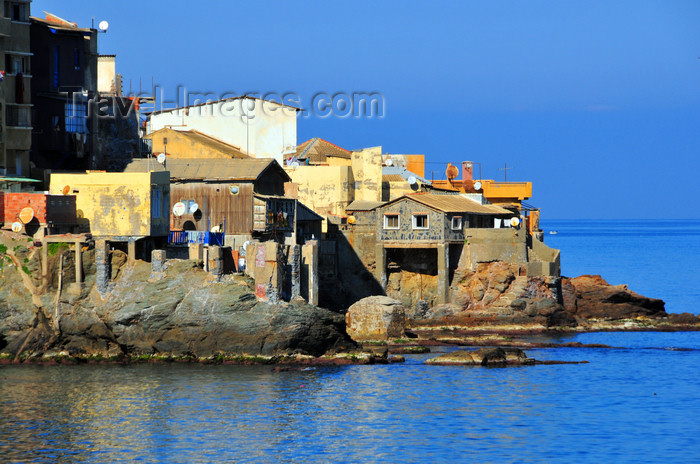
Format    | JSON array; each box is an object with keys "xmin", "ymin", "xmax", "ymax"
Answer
[
  {"xmin": 168, "ymin": 230, "xmax": 225, "ymax": 246},
  {"xmin": 480, "ymin": 180, "xmax": 532, "ymax": 200},
  {"xmin": 6, "ymin": 104, "xmax": 31, "ymax": 128}
]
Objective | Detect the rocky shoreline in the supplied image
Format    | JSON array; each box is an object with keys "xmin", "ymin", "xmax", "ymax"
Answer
[{"xmin": 1, "ymin": 231, "xmax": 698, "ymax": 366}]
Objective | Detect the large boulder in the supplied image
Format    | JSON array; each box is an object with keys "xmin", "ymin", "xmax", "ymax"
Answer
[
  {"xmin": 345, "ymin": 296, "xmax": 406, "ymax": 342},
  {"xmin": 561, "ymin": 275, "xmax": 666, "ymax": 319},
  {"xmin": 0, "ymin": 250, "xmax": 356, "ymax": 359}
]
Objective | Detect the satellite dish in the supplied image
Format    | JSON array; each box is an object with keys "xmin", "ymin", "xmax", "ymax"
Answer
[
  {"xmin": 157, "ymin": 153, "xmax": 166, "ymax": 164},
  {"xmin": 510, "ymin": 217, "xmax": 521, "ymax": 227},
  {"xmin": 19, "ymin": 207, "xmax": 34, "ymax": 224},
  {"xmin": 408, "ymin": 176, "xmax": 417, "ymax": 185},
  {"xmin": 98, "ymin": 20, "xmax": 109, "ymax": 32},
  {"xmin": 62, "ymin": 185, "xmax": 70, "ymax": 195},
  {"xmin": 385, "ymin": 158, "xmax": 393, "ymax": 166},
  {"xmin": 473, "ymin": 181, "xmax": 482, "ymax": 190},
  {"xmin": 11, "ymin": 222, "xmax": 22, "ymax": 233},
  {"xmin": 230, "ymin": 186, "xmax": 240, "ymax": 195},
  {"xmin": 347, "ymin": 215, "xmax": 356, "ymax": 224},
  {"xmin": 173, "ymin": 201, "xmax": 186, "ymax": 216},
  {"xmin": 290, "ymin": 161, "xmax": 300, "ymax": 169},
  {"xmin": 241, "ymin": 240, "xmax": 250, "ymax": 256},
  {"xmin": 189, "ymin": 202, "xmax": 199, "ymax": 214}
]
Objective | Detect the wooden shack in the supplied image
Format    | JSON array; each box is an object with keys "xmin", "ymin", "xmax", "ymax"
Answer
[{"xmin": 125, "ymin": 158, "xmax": 321, "ymax": 244}]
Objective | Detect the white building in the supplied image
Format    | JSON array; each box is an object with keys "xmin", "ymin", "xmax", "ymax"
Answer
[{"xmin": 147, "ymin": 96, "xmax": 298, "ymax": 164}]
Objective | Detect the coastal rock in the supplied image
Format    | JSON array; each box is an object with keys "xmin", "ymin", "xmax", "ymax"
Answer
[
  {"xmin": 0, "ymin": 243, "xmax": 355, "ymax": 359},
  {"xmin": 425, "ymin": 347, "xmax": 531, "ymax": 366},
  {"xmin": 345, "ymin": 296, "xmax": 406, "ymax": 342},
  {"xmin": 409, "ymin": 262, "xmax": 576, "ymax": 329},
  {"xmin": 561, "ymin": 275, "xmax": 666, "ymax": 319}
]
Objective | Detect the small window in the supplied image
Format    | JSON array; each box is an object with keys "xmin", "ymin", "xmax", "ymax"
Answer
[
  {"xmin": 383, "ymin": 214, "xmax": 399, "ymax": 229},
  {"xmin": 451, "ymin": 216, "xmax": 463, "ymax": 230},
  {"xmin": 65, "ymin": 103, "xmax": 87, "ymax": 133},
  {"xmin": 412, "ymin": 214, "xmax": 429, "ymax": 230},
  {"xmin": 74, "ymin": 48, "xmax": 80, "ymax": 70},
  {"xmin": 151, "ymin": 190, "xmax": 161, "ymax": 218}
]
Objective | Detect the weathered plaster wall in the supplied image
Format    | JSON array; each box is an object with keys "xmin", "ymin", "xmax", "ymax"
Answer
[
  {"xmin": 464, "ymin": 228, "xmax": 527, "ymax": 269},
  {"xmin": 287, "ymin": 165, "xmax": 354, "ymax": 217},
  {"xmin": 148, "ymin": 129, "xmax": 235, "ymax": 159},
  {"xmin": 49, "ymin": 172, "xmax": 170, "ymax": 237},
  {"xmin": 148, "ymin": 99, "xmax": 296, "ymax": 163},
  {"xmin": 351, "ymin": 146, "xmax": 382, "ymax": 202}
]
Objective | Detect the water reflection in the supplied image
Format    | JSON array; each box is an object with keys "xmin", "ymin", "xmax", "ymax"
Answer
[{"xmin": 2, "ymin": 333, "xmax": 700, "ymax": 463}]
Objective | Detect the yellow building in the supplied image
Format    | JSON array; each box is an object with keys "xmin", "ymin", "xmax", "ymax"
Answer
[
  {"xmin": 286, "ymin": 145, "xmax": 383, "ymax": 226},
  {"xmin": 146, "ymin": 128, "xmax": 248, "ymax": 160},
  {"xmin": 49, "ymin": 171, "xmax": 170, "ymax": 238},
  {"xmin": 0, "ymin": 0, "xmax": 32, "ymax": 179}
]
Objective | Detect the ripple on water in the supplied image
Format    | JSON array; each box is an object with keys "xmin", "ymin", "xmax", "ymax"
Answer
[{"xmin": 1, "ymin": 332, "xmax": 700, "ymax": 463}]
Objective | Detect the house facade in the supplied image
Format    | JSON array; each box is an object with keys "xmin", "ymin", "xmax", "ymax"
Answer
[
  {"xmin": 124, "ymin": 158, "xmax": 321, "ymax": 247},
  {"xmin": 147, "ymin": 96, "xmax": 298, "ymax": 164},
  {"xmin": 30, "ymin": 12, "xmax": 98, "ymax": 175},
  {"xmin": 0, "ymin": 0, "xmax": 32, "ymax": 179}
]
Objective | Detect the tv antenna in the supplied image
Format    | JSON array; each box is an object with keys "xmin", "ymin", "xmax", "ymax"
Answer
[{"xmin": 498, "ymin": 163, "xmax": 513, "ymax": 182}]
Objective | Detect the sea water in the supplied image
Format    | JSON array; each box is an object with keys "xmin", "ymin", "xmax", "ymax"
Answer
[{"xmin": 1, "ymin": 220, "xmax": 699, "ymax": 463}]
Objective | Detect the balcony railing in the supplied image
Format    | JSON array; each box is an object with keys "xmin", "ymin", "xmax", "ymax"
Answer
[
  {"xmin": 168, "ymin": 230, "xmax": 225, "ymax": 246},
  {"xmin": 6, "ymin": 105, "xmax": 31, "ymax": 128}
]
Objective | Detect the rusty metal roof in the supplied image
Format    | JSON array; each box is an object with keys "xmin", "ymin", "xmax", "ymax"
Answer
[
  {"xmin": 382, "ymin": 174, "xmax": 404, "ymax": 182},
  {"xmin": 346, "ymin": 200, "xmax": 386, "ymax": 211},
  {"xmin": 296, "ymin": 138, "xmax": 352, "ymax": 162},
  {"xmin": 124, "ymin": 158, "xmax": 290, "ymax": 182},
  {"xmin": 387, "ymin": 193, "xmax": 512, "ymax": 215}
]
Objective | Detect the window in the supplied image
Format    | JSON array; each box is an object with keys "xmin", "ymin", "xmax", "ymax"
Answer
[
  {"xmin": 412, "ymin": 214, "xmax": 429, "ymax": 230},
  {"xmin": 151, "ymin": 189, "xmax": 162, "ymax": 218},
  {"xmin": 4, "ymin": 54, "xmax": 29, "ymax": 74},
  {"xmin": 74, "ymin": 48, "xmax": 81, "ymax": 70},
  {"xmin": 53, "ymin": 45, "xmax": 60, "ymax": 89},
  {"xmin": 65, "ymin": 103, "xmax": 87, "ymax": 133},
  {"xmin": 6, "ymin": 2, "xmax": 28, "ymax": 21},
  {"xmin": 181, "ymin": 199, "xmax": 198, "ymax": 214},
  {"xmin": 451, "ymin": 216, "xmax": 463, "ymax": 230},
  {"xmin": 383, "ymin": 214, "xmax": 399, "ymax": 229}
]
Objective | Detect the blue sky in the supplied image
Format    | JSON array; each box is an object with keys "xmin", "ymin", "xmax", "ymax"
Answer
[{"xmin": 33, "ymin": 0, "xmax": 700, "ymax": 218}]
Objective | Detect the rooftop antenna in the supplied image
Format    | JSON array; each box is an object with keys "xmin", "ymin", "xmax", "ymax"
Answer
[{"xmin": 498, "ymin": 162, "xmax": 513, "ymax": 182}]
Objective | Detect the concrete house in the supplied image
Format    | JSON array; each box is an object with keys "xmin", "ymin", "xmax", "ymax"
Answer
[
  {"xmin": 49, "ymin": 170, "xmax": 171, "ymax": 258},
  {"xmin": 0, "ymin": 0, "xmax": 33, "ymax": 179},
  {"xmin": 372, "ymin": 193, "xmax": 514, "ymax": 304},
  {"xmin": 147, "ymin": 96, "xmax": 298, "ymax": 164},
  {"xmin": 30, "ymin": 12, "xmax": 98, "ymax": 175}
]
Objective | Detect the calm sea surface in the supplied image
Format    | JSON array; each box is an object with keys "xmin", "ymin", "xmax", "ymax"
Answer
[{"xmin": 1, "ymin": 220, "xmax": 699, "ymax": 463}]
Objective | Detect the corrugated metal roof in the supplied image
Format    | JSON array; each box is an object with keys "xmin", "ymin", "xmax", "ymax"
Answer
[
  {"xmin": 0, "ymin": 177, "xmax": 42, "ymax": 183},
  {"xmin": 346, "ymin": 200, "xmax": 386, "ymax": 211},
  {"xmin": 124, "ymin": 158, "xmax": 290, "ymax": 182},
  {"xmin": 382, "ymin": 166, "xmax": 430, "ymax": 185},
  {"xmin": 396, "ymin": 193, "xmax": 512, "ymax": 215}
]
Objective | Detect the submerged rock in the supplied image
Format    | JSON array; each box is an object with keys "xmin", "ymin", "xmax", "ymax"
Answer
[
  {"xmin": 425, "ymin": 347, "xmax": 586, "ymax": 366},
  {"xmin": 425, "ymin": 347, "xmax": 532, "ymax": 366}
]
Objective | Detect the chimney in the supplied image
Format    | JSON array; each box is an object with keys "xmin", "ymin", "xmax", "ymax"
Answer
[{"xmin": 462, "ymin": 161, "xmax": 473, "ymax": 189}]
